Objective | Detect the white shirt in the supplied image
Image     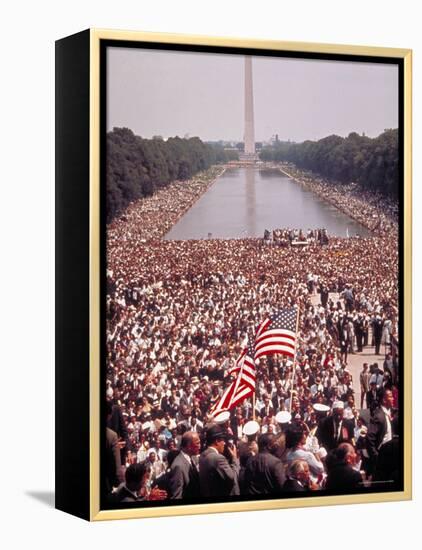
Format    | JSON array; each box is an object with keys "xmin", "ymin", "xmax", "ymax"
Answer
[
  {"xmin": 380, "ymin": 406, "xmax": 392, "ymax": 448},
  {"xmin": 370, "ymin": 372, "xmax": 384, "ymax": 389}
]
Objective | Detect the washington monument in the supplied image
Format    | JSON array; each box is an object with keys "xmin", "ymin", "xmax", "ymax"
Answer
[{"xmin": 244, "ymin": 56, "xmax": 256, "ymax": 157}]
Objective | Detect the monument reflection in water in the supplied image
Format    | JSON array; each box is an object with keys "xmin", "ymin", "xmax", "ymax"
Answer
[{"xmin": 164, "ymin": 167, "xmax": 370, "ymax": 241}]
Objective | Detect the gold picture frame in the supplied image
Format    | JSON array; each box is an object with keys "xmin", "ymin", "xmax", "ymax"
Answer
[{"xmin": 55, "ymin": 28, "xmax": 412, "ymax": 521}]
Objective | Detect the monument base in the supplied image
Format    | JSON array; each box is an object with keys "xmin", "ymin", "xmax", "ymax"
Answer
[{"xmin": 238, "ymin": 152, "xmax": 259, "ymax": 163}]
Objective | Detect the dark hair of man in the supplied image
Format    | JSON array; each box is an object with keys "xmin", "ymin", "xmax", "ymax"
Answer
[
  {"xmin": 257, "ymin": 433, "xmax": 274, "ymax": 452},
  {"xmin": 178, "ymin": 423, "xmax": 188, "ymax": 435},
  {"xmin": 379, "ymin": 387, "xmax": 392, "ymax": 403},
  {"xmin": 285, "ymin": 427, "xmax": 304, "ymax": 449},
  {"xmin": 166, "ymin": 449, "xmax": 179, "ymax": 468},
  {"xmin": 207, "ymin": 433, "xmax": 223, "ymax": 446},
  {"xmin": 325, "ymin": 446, "xmax": 347, "ymax": 471},
  {"xmin": 337, "ymin": 442, "xmax": 353, "ymax": 459},
  {"xmin": 125, "ymin": 462, "xmax": 150, "ymax": 490},
  {"xmin": 325, "ymin": 449, "xmax": 336, "ymax": 472}
]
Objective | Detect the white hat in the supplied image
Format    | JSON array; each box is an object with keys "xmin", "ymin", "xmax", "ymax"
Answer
[
  {"xmin": 332, "ymin": 400, "xmax": 344, "ymax": 410},
  {"xmin": 313, "ymin": 403, "xmax": 330, "ymax": 413},
  {"xmin": 243, "ymin": 420, "xmax": 260, "ymax": 436},
  {"xmin": 276, "ymin": 411, "xmax": 292, "ymax": 424},
  {"xmin": 213, "ymin": 410, "xmax": 230, "ymax": 424}
]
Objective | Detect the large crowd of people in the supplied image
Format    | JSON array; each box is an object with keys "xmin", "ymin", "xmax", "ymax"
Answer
[
  {"xmin": 279, "ymin": 164, "xmax": 399, "ymax": 236},
  {"xmin": 105, "ymin": 164, "xmax": 400, "ymax": 504},
  {"xmin": 108, "ymin": 165, "xmax": 225, "ymax": 242}
]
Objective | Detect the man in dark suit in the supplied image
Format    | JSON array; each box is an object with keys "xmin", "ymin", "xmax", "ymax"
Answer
[
  {"xmin": 367, "ymin": 388, "xmax": 394, "ymax": 473},
  {"xmin": 372, "ymin": 315, "xmax": 384, "ymax": 355},
  {"xmin": 272, "ymin": 390, "xmax": 286, "ymax": 413},
  {"xmin": 260, "ymin": 395, "xmax": 275, "ymax": 419},
  {"xmin": 243, "ymin": 433, "xmax": 286, "ymax": 495},
  {"xmin": 366, "ymin": 380, "xmax": 382, "ymax": 413},
  {"xmin": 325, "ymin": 443, "xmax": 363, "ymax": 491},
  {"xmin": 168, "ymin": 431, "xmax": 201, "ymax": 500},
  {"xmin": 373, "ymin": 416, "xmax": 399, "ymax": 487},
  {"xmin": 107, "ymin": 401, "xmax": 129, "ymax": 463},
  {"xmin": 105, "ymin": 400, "xmax": 125, "ymax": 494},
  {"xmin": 320, "ymin": 284, "xmax": 329, "ymax": 309},
  {"xmin": 199, "ymin": 424, "xmax": 240, "ymax": 497},
  {"xmin": 316, "ymin": 401, "xmax": 354, "ymax": 451},
  {"xmin": 107, "ymin": 402, "xmax": 128, "ymax": 442},
  {"xmin": 354, "ymin": 314, "xmax": 365, "ymax": 352},
  {"xmin": 111, "ymin": 463, "xmax": 167, "ymax": 503},
  {"xmin": 105, "ymin": 427, "xmax": 123, "ymax": 493}
]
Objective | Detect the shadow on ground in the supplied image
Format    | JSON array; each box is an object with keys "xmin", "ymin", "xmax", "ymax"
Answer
[{"xmin": 26, "ymin": 491, "xmax": 55, "ymax": 508}]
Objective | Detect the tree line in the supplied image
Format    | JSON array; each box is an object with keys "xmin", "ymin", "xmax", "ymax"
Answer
[
  {"xmin": 260, "ymin": 129, "xmax": 399, "ymax": 197},
  {"xmin": 106, "ymin": 127, "xmax": 238, "ymax": 222}
]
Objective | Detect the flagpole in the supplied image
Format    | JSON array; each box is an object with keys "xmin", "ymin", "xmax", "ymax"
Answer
[
  {"xmin": 227, "ymin": 348, "xmax": 246, "ymax": 419},
  {"xmin": 289, "ymin": 305, "xmax": 300, "ymax": 414},
  {"xmin": 249, "ymin": 328, "xmax": 256, "ymax": 421},
  {"xmin": 253, "ymin": 393, "xmax": 256, "ymax": 421}
]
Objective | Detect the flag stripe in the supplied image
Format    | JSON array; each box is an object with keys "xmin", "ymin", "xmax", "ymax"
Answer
[
  {"xmin": 210, "ymin": 384, "xmax": 232, "ymax": 414},
  {"xmin": 211, "ymin": 344, "xmax": 256, "ymax": 415},
  {"xmin": 228, "ymin": 363, "xmax": 256, "ymax": 378},
  {"xmin": 230, "ymin": 386, "xmax": 253, "ymax": 408},
  {"xmin": 240, "ymin": 372, "xmax": 256, "ymax": 389},
  {"xmin": 255, "ymin": 329, "xmax": 296, "ymax": 345},
  {"xmin": 255, "ymin": 318, "xmax": 270, "ymax": 339},
  {"xmin": 253, "ymin": 308, "xmax": 298, "ymax": 361},
  {"xmin": 255, "ymin": 337, "xmax": 295, "ymax": 353},
  {"xmin": 211, "ymin": 309, "xmax": 298, "ymax": 417},
  {"xmin": 255, "ymin": 345, "xmax": 295, "ymax": 359}
]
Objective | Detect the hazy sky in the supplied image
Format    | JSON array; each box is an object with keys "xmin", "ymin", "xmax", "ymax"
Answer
[{"xmin": 107, "ymin": 47, "xmax": 398, "ymax": 143}]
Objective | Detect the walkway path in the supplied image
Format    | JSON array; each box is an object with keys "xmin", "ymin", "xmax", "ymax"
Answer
[{"xmin": 310, "ymin": 292, "xmax": 385, "ymax": 408}]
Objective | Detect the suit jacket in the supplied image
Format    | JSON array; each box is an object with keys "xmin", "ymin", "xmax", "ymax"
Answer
[
  {"xmin": 168, "ymin": 452, "xmax": 200, "ymax": 500},
  {"xmin": 325, "ymin": 462, "xmax": 363, "ymax": 492},
  {"xmin": 105, "ymin": 427, "xmax": 122, "ymax": 492},
  {"xmin": 374, "ymin": 435, "xmax": 399, "ymax": 486},
  {"xmin": 366, "ymin": 388, "xmax": 382, "ymax": 412},
  {"xmin": 372, "ymin": 318, "xmax": 384, "ymax": 339},
  {"xmin": 199, "ymin": 447, "xmax": 240, "ymax": 497},
  {"xmin": 260, "ymin": 405, "xmax": 274, "ymax": 419},
  {"xmin": 110, "ymin": 485, "xmax": 143, "ymax": 504},
  {"xmin": 366, "ymin": 407, "xmax": 389, "ymax": 460},
  {"xmin": 243, "ymin": 450, "xmax": 286, "ymax": 495},
  {"xmin": 272, "ymin": 394, "xmax": 285, "ymax": 412},
  {"xmin": 283, "ymin": 478, "xmax": 307, "ymax": 492},
  {"xmin": 316, "ymin": 415, "xmax": 354, "ymax": 451},
  {"xmin": 108, "ymin": 405, "xmax": 128, "ymax": 441}
]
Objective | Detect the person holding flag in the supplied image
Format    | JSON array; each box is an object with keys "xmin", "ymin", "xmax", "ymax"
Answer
[
  {"xmin": 209, "ymin": 336, "xmax": 256, "ymax": 418},
  {"xmin": 254, "ymin": 307, "xmax": 300, "ymax": 413},
  {"xmin": 210, "ymin": 308, "xmax": 299, "ymax": 420}
]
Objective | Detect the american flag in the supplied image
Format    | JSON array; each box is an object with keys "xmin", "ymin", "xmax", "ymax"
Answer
[
  {"xmin": 254, "ymin": 308, "xmax": 298, "ymax": 360},
  {"xmin": 210, "ymin": 337, "xmax": 256, "ymax": 416}
]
